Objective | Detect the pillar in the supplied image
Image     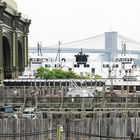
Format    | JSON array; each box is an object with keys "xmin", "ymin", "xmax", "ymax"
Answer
[
  {"xmin": 23, "ymin": 19, "xmax": 31, "ymax": 67},
  {"xmin": 23, "ymin": 35, "xmax": 28, "ymax": 67},
  {"xmin": 0, "ymin": 23, "xmax": 3, "ymax": 83},
  {"xmin": 12, "ymin": 12, "xmax": 21, "ymax": 78},
  {"xmin": 0, "ymin": 2, "xmax": 6, "ymax": 83}
]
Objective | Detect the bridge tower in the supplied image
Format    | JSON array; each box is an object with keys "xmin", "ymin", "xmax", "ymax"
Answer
[
  {"xmin": 105, "ymin": 31, "xmax": 117, "ymax": 60},
  {"xmin": 0, "ymin": 0, "xmax": 31, "ymax": 82}
]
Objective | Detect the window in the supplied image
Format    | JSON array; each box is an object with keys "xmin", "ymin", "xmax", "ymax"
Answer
[
  {"xmin": 84, "ymin": 64, "xmax": 90, "ymax": 67},
  {"xmin": 74, "ymin": 64, "xmax": 79, "ymax": 67}
]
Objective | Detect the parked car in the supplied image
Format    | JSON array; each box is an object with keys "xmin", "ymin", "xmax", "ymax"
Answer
[
  {"xmin": 0, "ymin": 106, "xmax": 17, "ymax": 118},
  {"xmin": 22, "ymin": 107, "xmax": 36, "ymax": 119}
]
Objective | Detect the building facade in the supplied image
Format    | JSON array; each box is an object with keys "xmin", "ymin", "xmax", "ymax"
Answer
[{"xmin": 0, "ymin": 0, "xmax": 31, "ymax": 82}]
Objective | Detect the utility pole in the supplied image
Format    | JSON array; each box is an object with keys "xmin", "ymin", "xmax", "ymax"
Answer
[
  {"xmin": 37, "ymin": 41, "xmax": 39, "ymax": 56},
  {"xmin": 37, "ymin": 41, "xmax": 42, "ymax": 56},
  {"xmin": 40, "ymin": 41, "xmax": 42, "ymax": 56},
  {"xmin": 58, "ymin": 41, "xmax": 61, "ymax": 63},
  {"xmin": 121, "ymin": 41, "xmax": 126, "ymax": 56},
  {"xmin": 55, "ymin": 41, "xmax": 61, "ymax": 63}
]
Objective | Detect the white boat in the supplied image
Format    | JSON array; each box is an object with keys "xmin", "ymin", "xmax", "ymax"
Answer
[
  {"xmin": 20, "ymin": 42, "xmax": 140, "ymax": 84},
  {"xmin": 26, "ymin": 48, "xmax": 96, "ymax": 76},
  {"xmin": 102, "ymin": 42, "xmax": 140, "ymax": 95},
  {"xmin": 102, "ymin": 42, "xmax": 140, "ymax": 80}
]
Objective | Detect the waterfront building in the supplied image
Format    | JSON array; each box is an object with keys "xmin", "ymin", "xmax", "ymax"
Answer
[{"xmin": 0, "ymin": 0, "xmax": 31, "ymax": 82}]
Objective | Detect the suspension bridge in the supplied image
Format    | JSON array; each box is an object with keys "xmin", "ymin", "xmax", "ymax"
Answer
[{"xmin": 29, "ymin": 32, "xmax": 140, "ymax": 56}]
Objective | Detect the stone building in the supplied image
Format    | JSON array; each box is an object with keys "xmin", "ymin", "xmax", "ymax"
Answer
[{"xmin": 0, "ymin": 0, "xmax": 31, "ymax": 82}]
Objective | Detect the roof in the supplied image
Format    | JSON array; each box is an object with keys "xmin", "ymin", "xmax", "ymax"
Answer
[
  {"xmin": 23, "ymin": 108, "xmax": 35, "ymax": 112},
  {"xmin": 0, "ymin": 106, "xmax": 14, "ymax": 113},
  {"xmin": 3, "ymin": 0, "xmax": 17, "ymax": 11},
  {"xmin": 67, "ymin": 88, "xmax": 96, "ymax": 97}
]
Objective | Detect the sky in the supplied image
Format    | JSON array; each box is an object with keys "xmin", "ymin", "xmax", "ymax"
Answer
[{"xmin": 15, "ymin": 0, "xmax": 140, "ymax": 48}]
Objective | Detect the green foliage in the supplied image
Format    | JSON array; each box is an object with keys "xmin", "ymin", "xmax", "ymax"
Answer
[
  {"xmin": 83, "ymin": 72, "xmax": 102, "ymax": 79},
  {"xmin": 52, "ymin": 69, "xmax": 66, "ymax": 79},
  {"xmin": 35, "ymin": 67, "xmax": 80, "ymax": 79},
  {"xmin": 65, "ymin": 71, "xmax": 80, "ymax": 79},
  {"xmin": 35, "ymin": 67, "xmax": 102, "ymax": 79},
  {"xmin": 35, "ymin": 67, "xmax": 49, "ymax": 79},
  {"xmin": 94, "ymin": 74, "xmax": 102, "ymax": 79},
  {"xmin": 44, "ymin": 70, "xmax": 54, "ymax": 79}
]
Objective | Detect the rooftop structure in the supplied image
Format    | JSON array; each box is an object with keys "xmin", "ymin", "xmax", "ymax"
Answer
[{"xmin": 2, "ymin": 0, "xmax": 17, "ymax": 11}]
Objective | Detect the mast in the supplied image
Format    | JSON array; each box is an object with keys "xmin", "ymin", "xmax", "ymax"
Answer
[
  {"xmin": 121, "ymin": 41, "xmax": 126, "ymax": 56},
  {"xmin": 55, "ymin": 41, "xmax": 61, "ymax": 63},
  {"xmin": 37, "ymin": 41, "xmax": 42, "ymax": 56}
]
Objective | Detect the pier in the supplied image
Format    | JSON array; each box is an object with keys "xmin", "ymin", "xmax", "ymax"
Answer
[
  {"xmin": 0, "ymin": 85, "xmax": 140, "ymax": 139},
  {"xmin": 0, "ymin": 79, "xmax": 140, "ymax": 139}
]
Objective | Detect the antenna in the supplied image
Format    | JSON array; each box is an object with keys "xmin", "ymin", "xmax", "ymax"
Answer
[
  {"xmin": 37, "ymin": 41, "xmax": 42, "ymax": 56},
  {"xmin": 40, "ymin": 41, "xmax": 42, "ymax": 56},
  {"xmin": 37, "ymin": 41, "xmax": 39, "ymax": 56},
  {"xmin": 55, "ymin": 41, "xmax": 61, "ymax": 62},
  {"xmin": 121, "ymin": 41, "xmax": 126, "ymax": 56}
]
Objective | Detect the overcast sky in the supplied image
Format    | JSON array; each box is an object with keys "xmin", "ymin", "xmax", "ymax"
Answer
[{"xmin": 15, "ymin": 0, "xmax": 140, "ymax": 47}]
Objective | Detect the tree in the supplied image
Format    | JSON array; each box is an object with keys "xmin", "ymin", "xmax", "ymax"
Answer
[
  {"xmin": 65, "ymin": 71, "xmax": 80, "ymax": 79},
  {"xmin": 83, "ymin": 72, "xmax": 102, "ymax": 79},
  {"xmin": 52, "ymin": 69, "xmax": 66, "ymax": 79},
  {"xmin": 94, "ymin": 74, "xmax": 102, "ymax": 79},
  {"xmin": 35, "ymin": 67, "xmax": 80, "ymax": 79},
  {"xmin": 35, "ymin": 67, "xmax": 49, "ymax": 79},
  {"xmin": 35, "ymin": 67, "xmax": 101, "ymax": 79}
]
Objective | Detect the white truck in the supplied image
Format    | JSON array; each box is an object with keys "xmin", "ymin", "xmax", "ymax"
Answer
[{"xmin": 22, "ymin": 107, "xmax": 36, "ymax": 119}]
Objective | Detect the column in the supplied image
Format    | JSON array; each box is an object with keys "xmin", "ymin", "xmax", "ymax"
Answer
[
  {"xmin": 12, "ymin": 12, "xmax": 21, "ymax": 78},
  {"xmin": 0, "ymin": 2, "xmax": 6, "ymax": 82},
  {"xmin": 23, "ymin": 35, "xmax": 28, "ymax": 67},
  {"xmin": 23, "ymin": 19, "xmax": 31, "ymax": 67},
  {"xmin": 0, "ymin": 23, "xmax": 3, "ymax": 83}
]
